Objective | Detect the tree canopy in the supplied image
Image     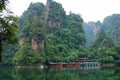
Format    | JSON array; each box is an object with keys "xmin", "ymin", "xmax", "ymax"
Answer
[
  {"xmin": 1, "ymin": 0, "xmax": 120, "ymax": 65},
  {"xmin": 13, "ymin": 1, "xmax": 86, "ymax": 65},
  {"xmin": 0, "ymin": 0, "xmax": 19, "ymax": 62}
]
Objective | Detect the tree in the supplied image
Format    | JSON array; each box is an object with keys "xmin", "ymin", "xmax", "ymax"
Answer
[
  {"xmin": 102, "ymin": 14, "xmax": 120, "ymax": 46},
  {"xmin": 90, "ymin": 32, "xmax": 118, "ymax": 63},
  {"xmin": 13, "ymin": 43, "xmax": 43, "ymax": 65},
  {"xmin": 0, "ymin": 0, "xmax": 7, "ymax": 11},
  {"xmin": 45, "ymin": 12, "xmax": 86, "ymax": 62},
  {"xmin": 14, "ymin": 3, "xmax": 46, "ymax": 65},
  {"xmin": 16, "ymin": 1, "xmax": 86, "ymax": 65},
  {"xmin": 0, "ymin": 0, "xmax": 19, "ymax": 62}
]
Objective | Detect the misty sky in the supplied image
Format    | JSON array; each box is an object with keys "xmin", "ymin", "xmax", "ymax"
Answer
[{"xmin": 9, "ymin": 0, "xmax": 120, "ymax": 22}]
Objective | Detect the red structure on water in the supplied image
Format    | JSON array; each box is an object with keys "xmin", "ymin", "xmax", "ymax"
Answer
[{"xmin": 48, "ymin": 58, "xmax": 99, "ymax": 69}]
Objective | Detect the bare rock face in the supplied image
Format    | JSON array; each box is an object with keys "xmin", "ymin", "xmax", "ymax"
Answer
[
  {"xmin": 88, "ymin": 21, "xmax": 101, "ymax": 37},
  {"xmin": 38, "ymin": 40, "xmax": 44, "ymax": 50},
  {"xmin": 19, "ymin": 0, "xmax": 61, "ymax": 51},
  {"xmin": 93, "ymin": 25, "xmax": 100, "ymax": 37},
  {"xmin": 44, "ymin": 0, "xmax": 60, "ymax": 30},
  {"xmin": 19, "ymin": 37, "xmax": 25, "ymax": 46},
  {"xmin": 44, "ymin": 0, "xmax": 64, "ymax": 34},
  {"xmin": 83, "ymin": 21, "xmax": 102, "ymax": 45},
  {"xmin": 31, "ymin": 38, "xmax": 45, "ymax": 51},
  {"xmin": 48, "ymin": 21, "xmax": 60, "ymax": 28},
  {"xmin": 44, "ymin": 0, "xmax": 50, "ymax": 23},
  {"xmin": 19, "ymin": 37, "xmax": 45, "ymax": 51},
  {"xmin": 31, "ymin": 38, "xmax": 38, "ymax": 51}
]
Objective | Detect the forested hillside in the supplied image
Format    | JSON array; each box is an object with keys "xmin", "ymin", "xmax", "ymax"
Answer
[
  {"xmin": 85, "ymin": 14, "xmax": 120, "ymax": 63},
  {"xmin": 12, "ymin": 0, "xmax": 86, "ymax": 65},
  {"xmin": 84, "ymin": 14, "xmax": 120, "ymax": 47},
  {"xmin": 1, "ymin": 0, "xmax": 120, "ymax": 65},
  {"xmin": 102, "ymin": 14, "xmax": 120, "ymax": 46}
]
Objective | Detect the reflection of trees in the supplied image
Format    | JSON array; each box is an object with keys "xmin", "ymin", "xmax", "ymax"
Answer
[
  {"xmin": 0, "ymin": 68, "xmax": 14, "ymax": 80},
  {"xmin": 0, "ymin": 67, "xmax": 120, "ymax": 80},
  {"xmin": 12, "ymin": 68, "xmax": 46, "ymax": 80},
  {"xmin": 45, "ymin": 68, "xmax": 120, "ymax": 80},
  {"xmin": 34, "ymin": 68, "xmax": 120, "ymax": 80}
]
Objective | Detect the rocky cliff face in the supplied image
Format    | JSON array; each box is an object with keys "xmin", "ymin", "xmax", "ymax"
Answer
[
  {"xmin": 15, "ymin": 0, "xmax": 86, "ymax": 64},
  {"xmin": 31, "ymin": 38, "xmax": 44, "ymax": 51},
  {"xmin": 102, "ymin": 14, "xmax": 120, "ymax": 46},
  {"xmin": 44, "ymin": 0, "xmax": 55, "ymax": 34},
  {"xmin": 45, "ymin": 0, "xmax": 66, "ymax": 34},
  {"xmin": 19, "ymin": 0, "xmax": 66, "ymax": 51},
  {"xmin": 83, "ymin": 21, "xmax": 101, "ymax": 46},
  {"xmin": 19, "ymin": 2, "xmax": 45, "ymax": 51},
  {"xmin": 44, "ymin": 0, "xmax": 50, "ymax": 23},
  {"xmin": 19, "ymin": 37, "xmax": 25, "ymax": 46}
]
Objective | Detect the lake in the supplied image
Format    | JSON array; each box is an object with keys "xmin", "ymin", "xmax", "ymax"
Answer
[{"xmin": 0, "ymin": 67, "xmax": 120, "ymax": 80}]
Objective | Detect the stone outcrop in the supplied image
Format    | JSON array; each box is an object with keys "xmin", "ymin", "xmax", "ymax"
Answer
[
  {"xmin": 87, "ymin": 21, "xmax": 101, "ymax": 37},
  {"xmin": 44, "ymin": 0, "xmax": 51, "ymax": 23},
  {"xmin": 83, "ymin": 21, "xmax": 101, "ymax": 45},
  {"xmin": 19, "ymin": 37, "xmax": 25, "ymax": 46},
  {"xmin": 31, "ymin": 38, "xmax": 38, "ymax": 51},
  {"xmin": 31, "ymin": 37, "xmax": 45, "ymax": 51},
  {"xmin": 19, "ymin": 0, "xmax": 62, "ymax": 51}
]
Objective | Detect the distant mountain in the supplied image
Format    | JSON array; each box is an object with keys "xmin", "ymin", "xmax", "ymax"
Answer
[
  {"xmin": 83, "ymin": 21, "xmax": 101, "ymax": 46},
  {"xmin": 102, "ymin": 14, "xmax": 120, "ymax": 46},
  {"xmin": 88, "ymin": 14, "xmax": 120, "ymax": 63},
  {"xmin": 83, "ymin": 14, "xmax": 120, "ymax": 47}
]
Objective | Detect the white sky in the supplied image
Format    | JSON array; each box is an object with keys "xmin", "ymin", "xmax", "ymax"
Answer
[{"xmin": 9, "ymin": 0, "xmax": 120, "ymax": 22}]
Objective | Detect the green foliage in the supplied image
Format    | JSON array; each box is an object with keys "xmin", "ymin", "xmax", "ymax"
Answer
[
  {"xmin": 30, "ymin": 17, "xmax": 45, "ymax": 41},
  {"xmin": 0, "ymin": 0, "xmax": 8, "ymax": 11},
  {"xmin": 28, "ymin": 2, "xmax": 45, "ymax": 16},
  {"xmin": 13, "ymin": 43, "xmax": 44, "ymax": 65},
  {"xmin": 102, "ymin": 14, "xmax": 120, "ymax": 46},
  {"xmin": 66, "ymin": 13, "xmax": 85, "ymax": 45},
  {"xmin": 46, "ymin": 12, "xmax": 86, "ymax": 62},
  {"xmin": 19, "ymin": 2, "xmax": 45, "ymax": 28},
  {"xmin": 84, "ymin": 14, "xmax": 120, "ymax": 63},
  {"xmin": 90, "ymin": 32, "xmax": 118, "ymax": 63},
  {"xmin": 0, "ymin": 16, "xmax": 19, "ymax": 44},
  {"xmin": 13, "ymin": 1, "xmax": 87, "ymax": 65},
  {"xmin": 89, "ymin": 14, "xmax": 120, "ymax": 63},
  {"xmin": 13, "ymin": 2, "xmax": 46, "ymax": 65},
  {"xmin": 0, "ymin": 0, "xmax": 19, "ymax": 62},
  {"xmin": 1, "ymin": 43, "xmax": 17, "ymax": 65},
  {"xmin": 66, "ymin": 13, "xmax": 83, "ymax": 29},
  {"xmin": 48, "ymin": 0, "xmax": 66, "ymax": 25},
  {"xmin": 46, "ymin": 0, "xmax": 66, "ymax": 34}
]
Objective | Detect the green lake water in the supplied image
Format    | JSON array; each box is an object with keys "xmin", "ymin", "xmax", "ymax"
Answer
[{"xmin": 0, "ymin": 67, "xmax": 120, "ymax": 80}]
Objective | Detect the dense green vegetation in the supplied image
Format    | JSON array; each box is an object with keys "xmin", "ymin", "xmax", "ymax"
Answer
[
  {"xmin": 90, "ymin": 32, "xmax": 119, "ymax": 63},
  {"xmin": 46, "ymin": 13, "xmax": 87, "ymax": 62},
  {"xmin": 102, "ymin": 14, "xmax": 120, "ymax": 46},
  {"xmin": 82, "ymin": 14, "xmax": 120, "ymax": 63},
  {"xmin": 13, "ymin": 2, "xmax": 46, "ymax": 65},
  {"xmin": 0, "ymin": 0, "xmax": 19, "ymax": 62},
  {"xmin": 12, "ymin": 0, "xmax": 86, "ymax": 65},
  {"xmin": 1, "ymin": 0, "xmax": 120, "ymax": 65},
  {"xmin": 87, "ymin": 14, "xmax": 120, "ymax": 63}
]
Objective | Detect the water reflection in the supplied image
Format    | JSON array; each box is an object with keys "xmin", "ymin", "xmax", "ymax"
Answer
[
  {"xmin": 0, "ymin": 67, "xmax": 120, "ymax": 80},
  {"xmin": 80, "ymin": 62, "xmax": 99, "ymax": 69}
]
